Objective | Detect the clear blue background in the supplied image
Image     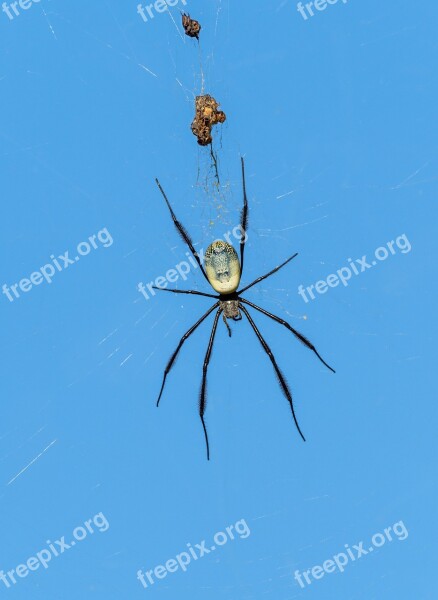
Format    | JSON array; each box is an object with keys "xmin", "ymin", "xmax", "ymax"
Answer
[{"xmin": 1, "ymin": 0, "xmax": 436, "ymax": 598}]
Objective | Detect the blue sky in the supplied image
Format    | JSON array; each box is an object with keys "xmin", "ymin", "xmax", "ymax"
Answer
[{"xmin": 1, "ymin": 0, "xmax": 436, "ymax": 598}]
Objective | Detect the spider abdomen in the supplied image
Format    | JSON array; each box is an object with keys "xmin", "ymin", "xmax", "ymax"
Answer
[{"xmin": 205, "ymin": 240, "xmax": 241, "ymax": 294}]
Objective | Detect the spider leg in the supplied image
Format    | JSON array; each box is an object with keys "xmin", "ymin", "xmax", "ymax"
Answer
[
  {"xmin": 240, "ymin": 298, "xmax": 335, "ymax": 373},
  {"xmin": 239, "ymin": 305, "xmax": 306, "ymax": 442},
  {"xmin": 210, "ymin": 143, "xmax": 220, "ymax": 184},
  {"xmin": 156, "ymin": 302, "xmax": 219, "ymax": 407},
  {"xmin": 155, "ymin": 178, "xmax": 210, "ymax": 284},
  {"xmin": 239, "ymin": 157, "xmax": 249, "ymax": 275},
  {"xmin": 238, "ymin": 253, "xmax": 298, "ymax": 294},
  {"xmin": 199, "ymin": 308, "xmax": 222, "ymax": 460},
  {"xmin": 152, "ymin": 286, "xmax": 218, "ymax": 299},
  {"xmin": 222, "ymin": 313, "xmax": 232, "ymax": 337}
]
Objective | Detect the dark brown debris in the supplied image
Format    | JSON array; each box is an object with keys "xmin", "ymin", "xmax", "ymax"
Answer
[
  {"xmin": 191, "ymin": 95, "xmax": 226, "ymax": 146},
  {"xmin": 182, "ymin": 13, "xmax": 201, "ymax": 40}
]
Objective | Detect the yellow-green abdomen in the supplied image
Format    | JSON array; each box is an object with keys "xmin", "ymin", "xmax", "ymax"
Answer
[{"xmin": 205, "ymin": 241, "xmax": 241, "ymax": 294}]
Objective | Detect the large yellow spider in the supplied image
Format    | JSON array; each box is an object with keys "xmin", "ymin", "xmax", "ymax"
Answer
[{"xmin": 154, "ymin": 158, "xmax": 335, "ymax": 459}]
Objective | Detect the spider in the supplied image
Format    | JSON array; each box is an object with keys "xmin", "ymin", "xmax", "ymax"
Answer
[
  {"xmin": 153, "ymin": 158, "xmax": 335, "ymax": 460},
  {"xmin": 181, "ymin": 13, "xmax": 201, "ymax": 40}
]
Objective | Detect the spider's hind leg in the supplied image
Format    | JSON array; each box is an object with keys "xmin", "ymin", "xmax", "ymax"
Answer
[
  {"xmin": 239, "ymin": 298, "xmax": 335, "ymax": 373},
  {"xmin": 239, "ymin": 305, "xmax": 306, "ymax": 442}
]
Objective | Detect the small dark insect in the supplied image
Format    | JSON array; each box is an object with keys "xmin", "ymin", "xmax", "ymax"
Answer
[
  {"xmin": 182, "ymin": 13, "xmax": 201, "ymax": 39},
  {"xmin": 154, "ymin": 159, "xmax": 335, "ymax": 460},
  {"xmin": 191, "ymin": 94, "xmax": 226, "ymax": 147}
]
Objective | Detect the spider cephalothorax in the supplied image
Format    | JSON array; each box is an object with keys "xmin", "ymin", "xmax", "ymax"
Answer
[
  {"xmin": 219, "ymin": 296, "xmax": 242, "ymax": 337},
  {"xmin": 220, "ymin": 298, "xmax": 241, "ymax": 320},
  {"xmin": 153, "ymin": 158, "xmax": 335, "ymax": 460}
]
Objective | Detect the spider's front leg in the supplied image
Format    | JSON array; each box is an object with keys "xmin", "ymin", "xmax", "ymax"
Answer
[
  {"xmin": 222, "ymin": 313, "xmax": 232, "ymax": 338},
  {"xmin": 220, "ymin": 299, "xmax": 241, "ymax": 337}
]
